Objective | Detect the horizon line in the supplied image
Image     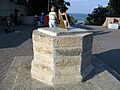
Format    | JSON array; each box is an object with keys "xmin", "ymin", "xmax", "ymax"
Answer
[{"xmin": 68, "ymin": 13, "xmax": 89, "ymax": 14}]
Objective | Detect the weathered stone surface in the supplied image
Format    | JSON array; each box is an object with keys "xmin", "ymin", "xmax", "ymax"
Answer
[
  {"xmin": 33, "ymin": 54, "xmax": 53, "ymax": 67},
  {"xmin": 34, "ymin": 52, "xmax": 52, "ymax": 60},
  {"xmin": 55, "ymin": 65, "xmax": 81, "ymax": 75},
  {"xmin": 31, "ymin": 70, "xmax": 53, "ymax": 85},
  {"xmin": 82, "ymin": 33, "xmax": 93, "ymax": 45},
  {"xmin": 53, "ymin": 75, "xmax": 82, "ymax": 85},
  {"xmin": 31, "ymin": 29, "xmax": 94, "ymax": 86},
  {"xmin": 53, "ymin": 33, "xmax": 92, "ymax": 47},
  {"xmin": 31, "ymin": 60, "xmax": 53, "ymax": 75},
  {"xmin": 33, "ymin": 44, "xmax": 52, "ymax": 57},
  {"xmin": 32, "ymin": 30, "xmax": 53, "ymax": 45},
  {"xmin": 81, "ymin": 51, "xmax": 92, "ymax": 68},
  {"xmin": 82, "ymin": 64, "xmax": 94, "ymax": 78},
  {"xmin": 33, "ymin": 43, "xmax": 52, "ymax": 51},
  {"xmin": 53, "ymin": 35, "xmax": 83, "ymax": 47},
  {"xmin": 82, "ymin": 42, "xmax": 93, "ymax": 54},
  {"xmin": 54, "ymin": 56, "xmax": 81, "ymax": 67},
  {"xmin": 54, "ymin": 46, "xmax": 82, "ymax": 56}
]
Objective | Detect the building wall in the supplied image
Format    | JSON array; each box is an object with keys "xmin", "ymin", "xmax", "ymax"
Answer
[
  {"xmin": 103, "ymin": 17, "xmax": 120, "ymax": 27},
  {"xmin": 0, "ymin": 0, "xmax": 27, "ymax": 16}
]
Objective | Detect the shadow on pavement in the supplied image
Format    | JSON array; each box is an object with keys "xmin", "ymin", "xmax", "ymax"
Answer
[
  {"xmin": 72, "ymin": 25, "xmax": 94, "ymax": 30},
  {"xmin": 96, "ymin": 49, "xmax": 120, "ymax": 75},
  {"xmin": 83, "ymin": 55, "xmax": 106, "ymax": 81},
  {"xmin": 84, "ymin": 52, "xmax": 120, "ymax": 81},
  {"xmin": 0, "ymin": 25, "xmax": 36, "ymax": 49},
  {"xmin": 93, "ymin": 31, "xmax": 112, "ymax": 36}
]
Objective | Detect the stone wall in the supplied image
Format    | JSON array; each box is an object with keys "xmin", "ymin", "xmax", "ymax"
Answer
[{"xmin": 31, "ymin": 28, "xmax": 94, "ymax": 86}]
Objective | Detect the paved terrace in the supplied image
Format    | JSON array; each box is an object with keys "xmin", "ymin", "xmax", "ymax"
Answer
[
  {"xmin": 0, "ymin": 25, "xmax": 36, "ymax": 82},
  {"xmin": 0, "ymin": 25, "xmax": 120, "ymax": 88}
]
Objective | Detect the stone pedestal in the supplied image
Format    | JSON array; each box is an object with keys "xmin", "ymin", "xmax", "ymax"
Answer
[{"xmin": 31, "ymin": 27, "xmax": 94, "ymax": 86}]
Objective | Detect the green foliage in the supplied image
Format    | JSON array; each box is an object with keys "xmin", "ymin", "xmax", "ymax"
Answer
[
  {"xmin": 84, "ymin": 19, "xmax": 89, "ymax": 25},
  {"xmin": 69, "ymin": 16, "xmax": 75, "ymax": 25},
  {"xmin": 109, "ymin": 0, "xmax": 120, "ymax": 17},
  {"xmin": 27, "ymin": 0, "xmax": 70, "ymax": 16},
  {"xmin": 85, "ymin": 5, "xmax": 109, "ymax": 25},
  {"xmin": 50, "ymin": 0, "xmax": 70, "ymax": 11}
]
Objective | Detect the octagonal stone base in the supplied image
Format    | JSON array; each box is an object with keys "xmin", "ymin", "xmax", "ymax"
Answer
[{"xmin": 31, "ymin": 27, "xmax": 94, "ymax": 86}]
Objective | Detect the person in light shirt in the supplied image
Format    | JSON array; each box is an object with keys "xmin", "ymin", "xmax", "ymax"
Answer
[{"xmin": 49, "ymin": 6, "xmax": 58, "ymax": 27}]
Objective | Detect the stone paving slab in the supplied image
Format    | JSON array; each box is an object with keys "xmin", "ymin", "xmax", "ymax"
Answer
[
  {"xmin": 0, "ymin": 56, "xmax": 120, "ymax": 90},
  {"xmin": 0, "ymin": 25, "xmax": 34, "ymax": 82}
]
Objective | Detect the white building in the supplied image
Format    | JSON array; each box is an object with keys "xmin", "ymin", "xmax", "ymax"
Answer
[{"xmin": 0, "ymin": 0, "xmax": 28, "ymax": 16}]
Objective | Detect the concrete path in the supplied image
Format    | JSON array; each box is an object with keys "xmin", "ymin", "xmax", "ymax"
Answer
[{"xmin": 0, "ymin": 24, "xmax": 120, "ymax": 87}]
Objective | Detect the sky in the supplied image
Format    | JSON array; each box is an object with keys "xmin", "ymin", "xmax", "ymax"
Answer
[{"xmin": 65, "ymin": 0, "xmax": 109, "ymax": 14}]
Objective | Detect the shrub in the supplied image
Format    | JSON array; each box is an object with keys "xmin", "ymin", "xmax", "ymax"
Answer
[{"xmin": 84, "ymin": 5, "xmax": 109, "ymax": 25}]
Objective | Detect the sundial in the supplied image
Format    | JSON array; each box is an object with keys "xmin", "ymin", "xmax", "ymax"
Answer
[{"xmin": 58, "ymin": 10, "xmax": 67, "ymax": 30}]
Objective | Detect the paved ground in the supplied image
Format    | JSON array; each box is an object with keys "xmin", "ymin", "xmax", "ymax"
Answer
[
  {"xmin": 90, "ymin": 25, "xmax": 120, "ymax": 76},
  {"xmin": 0, "ymin": 56, "xmax": 120, "ymax": 90},
  {"xmin": 0, "ymin": 25, "xmax": 36, "ymax": 82},
  {"xmin": 0, "ymin": 24, "xmax": 120, "ymax": 89},
  {"xmin": 73, "ymin": 25, "xmax": 120, "ymax": 79}
]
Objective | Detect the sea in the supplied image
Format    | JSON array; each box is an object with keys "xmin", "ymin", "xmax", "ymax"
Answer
[{"xmin": 69, "ymin": 13, "xmax": 88, "ymax": 24}]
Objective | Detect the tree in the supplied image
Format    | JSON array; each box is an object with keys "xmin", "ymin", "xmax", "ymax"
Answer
[
  {"xmin": 49, "ymin": 0, "xmax": 70, "ymax": 11},
  {"xmin": 27, "ymin": 0, "xmax": 49, "ymax": 15},
  {"xmin": 85, "ymin": 5, "xmax": 109, "ymax": 25},
  {"xmin": 27, "ymin": 0, "xmax": 70, "ymax": 16},
  {"xmin": 109, "ymin": 0, "xmax": 120, "ymax": 17}
]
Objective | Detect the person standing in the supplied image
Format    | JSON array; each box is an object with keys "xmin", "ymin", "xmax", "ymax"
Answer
[{"xmin": 49, "ymin": 6, "xmax": 58, "ymax": 27}]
